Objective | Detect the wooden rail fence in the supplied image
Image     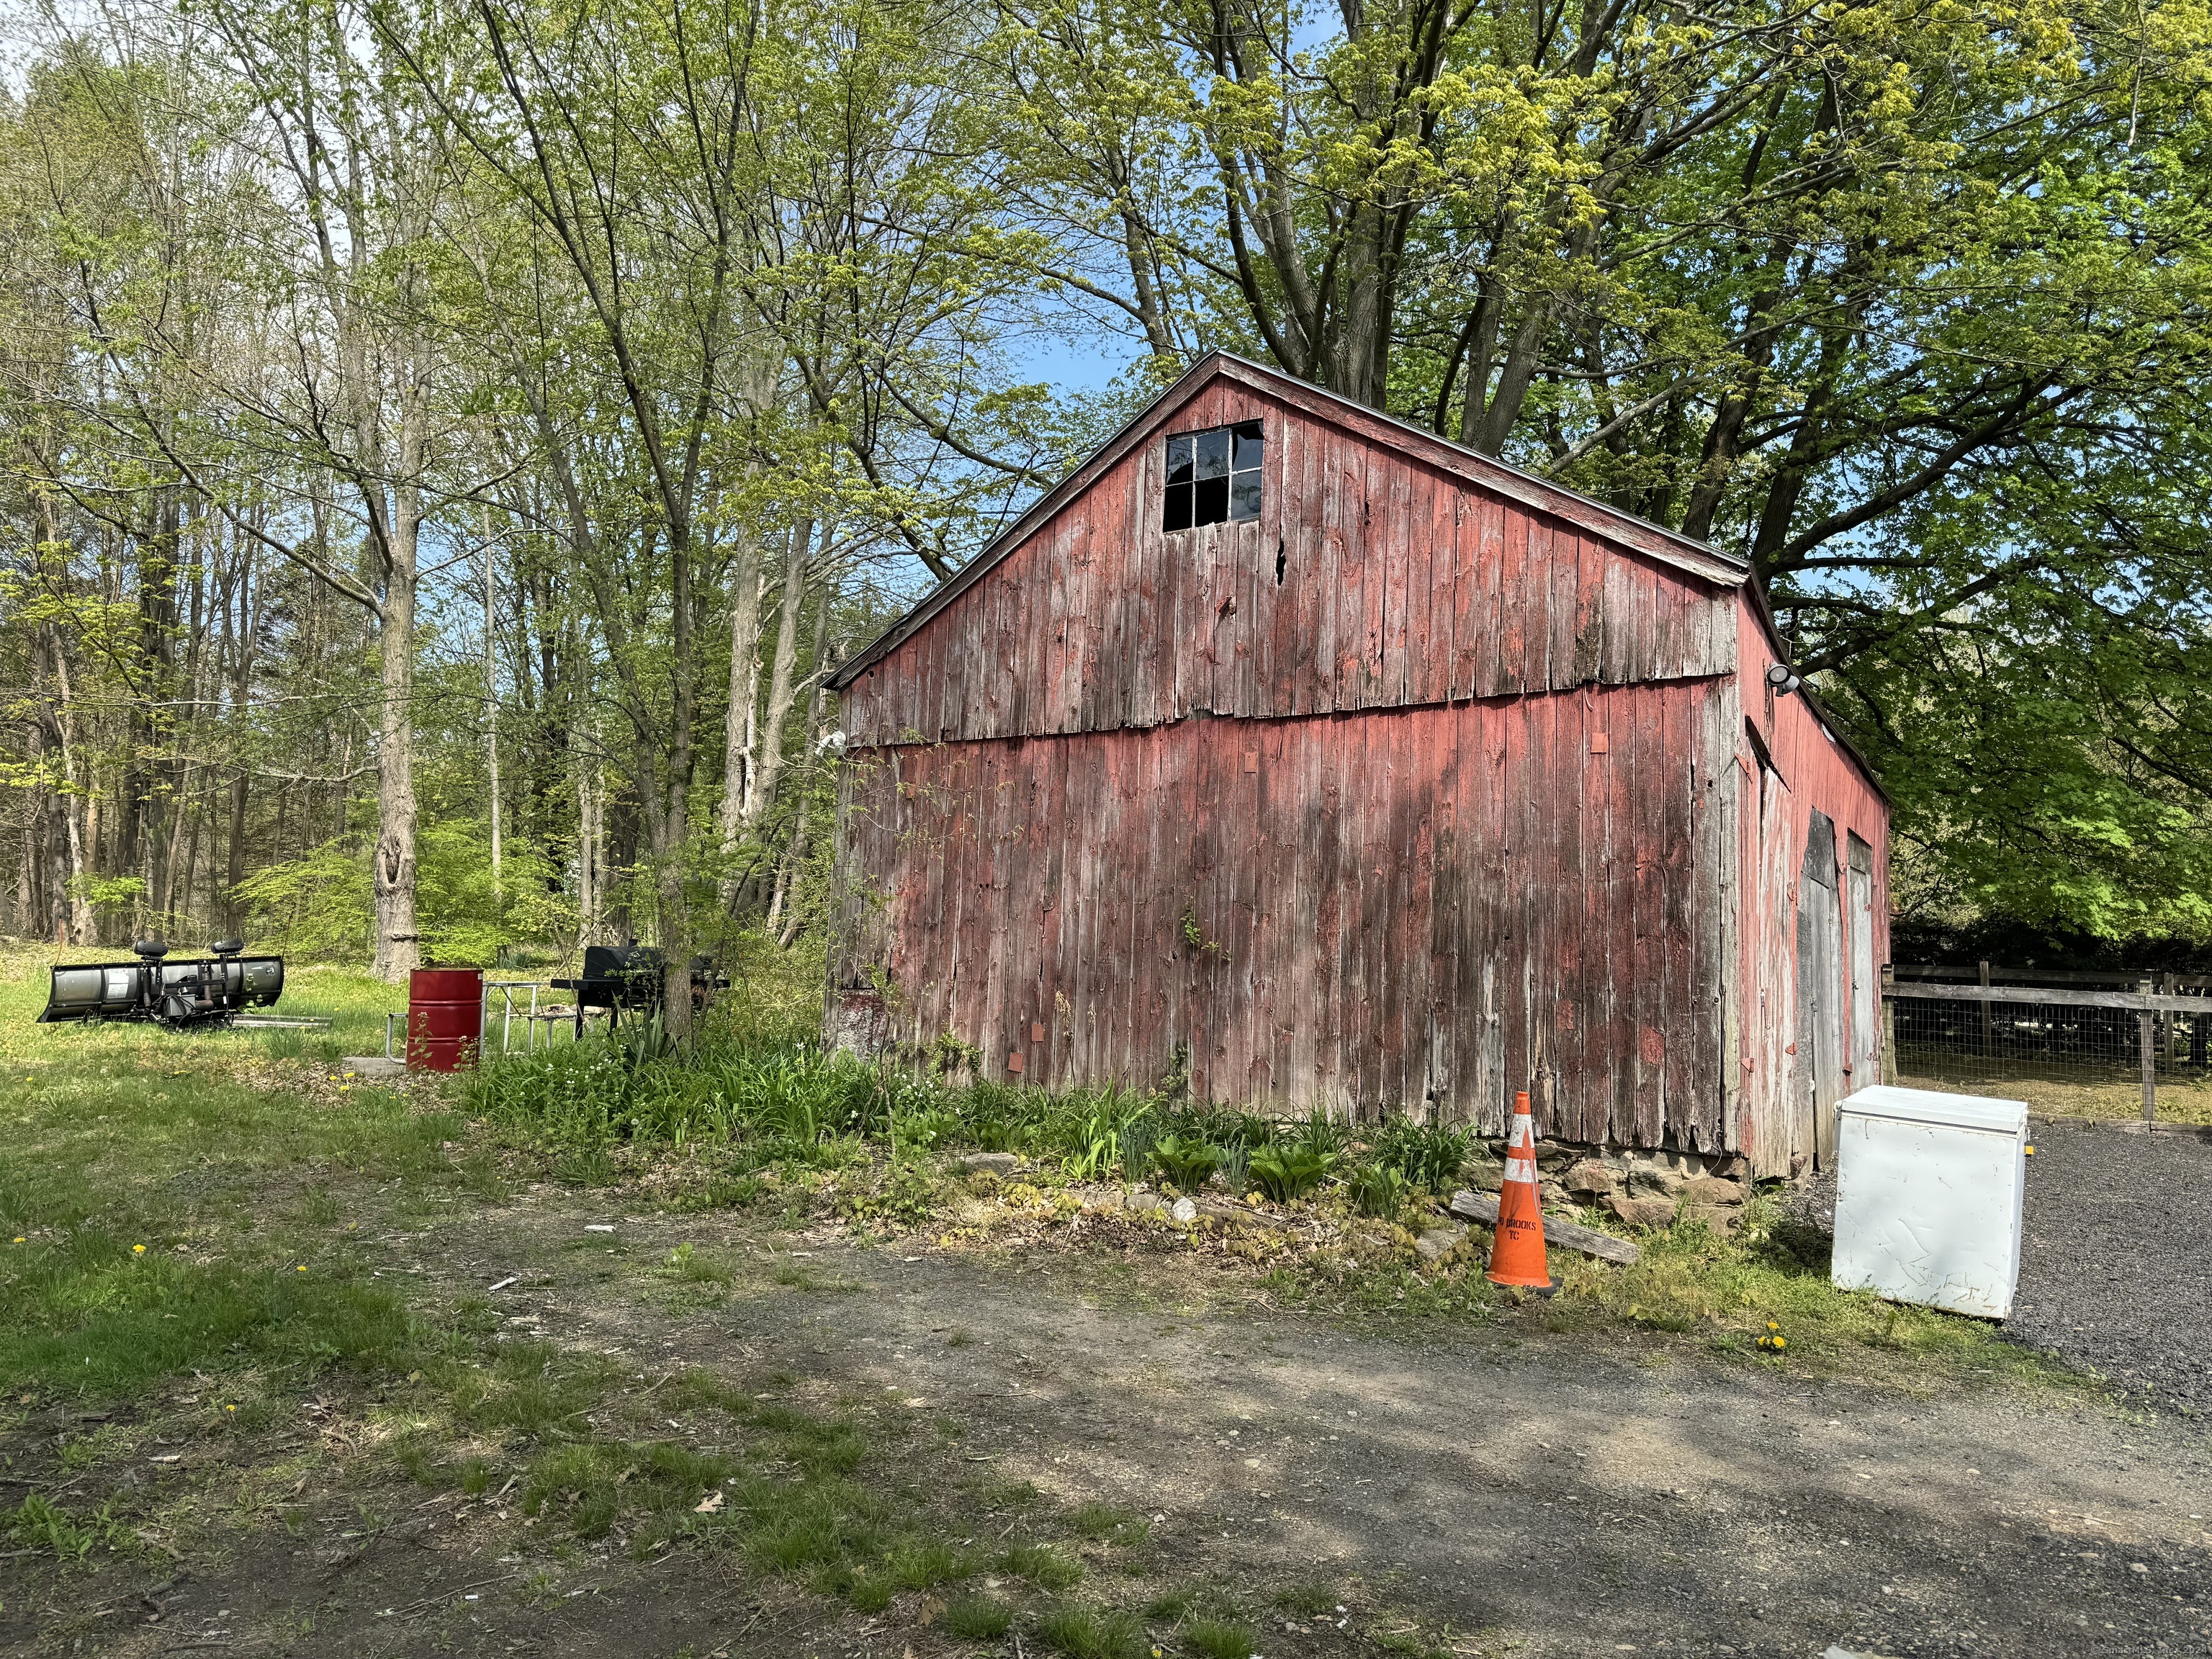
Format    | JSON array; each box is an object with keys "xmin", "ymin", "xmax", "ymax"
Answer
[{"xmin": 1882, "ymin": 967, "xmax": 2209, "ymax": 1125}]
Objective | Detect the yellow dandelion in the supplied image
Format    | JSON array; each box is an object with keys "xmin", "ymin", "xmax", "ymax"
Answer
[
  {"xmin": 11, "ymin": 1236, "xmax": 23, "ymax": 1244},
  {"xmin": 225, "ymin": 1404, "xmax": 236, "ymax": 1413},
  {"xmin": 133, "ymin": 1244, "xmax": 148, "ymax": 1254},
  {"xmin": 1773, "ymin": 1336, "xmax": 1786, "ymax": 1348},
  {"xmin": 296, "ymin": 1264, "xmax": 307, "ymax": 1272}
]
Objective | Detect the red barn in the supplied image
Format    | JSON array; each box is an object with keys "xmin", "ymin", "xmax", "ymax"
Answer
[{"xmin": 825, "ymin": 354, "xmax": 1888, "ymax": 1177}]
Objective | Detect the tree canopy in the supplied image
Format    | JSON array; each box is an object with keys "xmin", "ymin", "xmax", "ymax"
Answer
[{"xmin": 2, "ymin": 0, "xmax": 2208, "ymax": 997}]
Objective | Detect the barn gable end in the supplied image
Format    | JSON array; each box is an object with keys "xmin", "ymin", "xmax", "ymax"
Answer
[{"xmin": 839, "ymin": 360, "xmax": 1743, "ymax": 749}]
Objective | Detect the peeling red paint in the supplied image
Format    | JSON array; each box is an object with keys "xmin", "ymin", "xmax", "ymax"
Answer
[{"xmin": 830, "ymin": 359, "xmax": 1887, "ymax": 1169}]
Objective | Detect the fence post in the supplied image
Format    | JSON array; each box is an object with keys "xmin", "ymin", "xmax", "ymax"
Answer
[
  {"xmin": 2139, "ymin": 977, "xmax": 2157, "ymax": 1127},
  {"xmin": 1881, "ymin": 963, "xmax": 1896, "ymax": 1085},
  {"xmin": 1978, "ymin": 959, "xmax": 1992, "ymax": 1057}
]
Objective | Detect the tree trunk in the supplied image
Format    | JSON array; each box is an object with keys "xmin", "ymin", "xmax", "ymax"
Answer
[
  {"xmin": 657, "ymin": 510, "xmax": 700, "ymax": 1043},
  {"xmin": 485, "ymin": 519, "xmax": 502, "ymax": 894},
  {"xmin": 368, "ymin": 283, "xmax": 429, "ymax": 979},
  {"xmin": 575, "ymin": 710, "xmax": 603, "ymax": 951},
  {"xmin": 372, "ymin": 479, "xmax": 420, "ymax": 980},
  {"xmin": 769, "ymin": 592, "xmax": 837, "ymax": 945},
  {"xmin": 43, "ymin": 625, "xmax": 96, "ymax": 946},
  {"xmin": 372, "ymin": 598, "xmax": 418, "ymax": 977},
  {"xmin": 225, "ymin": 770, "xmax": 249, "ymax": 935},
  {"xmin": 747, "ymin": 520, "xmax": 817, "ymax": 830},
  {"xmin": 717, "ymin": 524, "xmax": 765, "ymax": 905}
]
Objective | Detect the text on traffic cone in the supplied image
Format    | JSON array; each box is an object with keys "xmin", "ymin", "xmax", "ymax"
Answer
[{"xmin": 1485, "ymin": 1089, "xmax": 1551, "ymax": 1287}]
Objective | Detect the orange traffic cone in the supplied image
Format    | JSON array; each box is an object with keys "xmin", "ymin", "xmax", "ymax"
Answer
[{"xmin": 1485, "ymin": 1090, "xmax": 1553, "ymax": 1289}]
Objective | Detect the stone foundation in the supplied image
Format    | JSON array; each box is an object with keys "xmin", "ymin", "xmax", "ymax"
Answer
[{"xmin": 1483, "ymin": 1139, "xmax": 1754, "ymax": 1232}]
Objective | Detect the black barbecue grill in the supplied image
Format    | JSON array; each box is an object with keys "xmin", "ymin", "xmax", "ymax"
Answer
[{"xmin": 549, "ymin": 944, "xmax": 726, "ymax": 1038}]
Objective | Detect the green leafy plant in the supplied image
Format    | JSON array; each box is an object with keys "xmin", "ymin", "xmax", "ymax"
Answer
[
  {"xmin": 1346, "ymin": 1161, "xmax": 1408, "ymax": 1218},
  {"xmin": 1248, "ymin": 1143, "xmax": 1336, "ymax": 1203},
  {"xmin": 1372, "ymin": 1116, "xmax": 1473, "ymax": 1191},
  {"xmin": 890, "ymin": 1105, "xmax": 958, "ymax": 1156},
  {"xmin": 1061, "ymin": 1093, "xmax": 1133, "ymax": 1181},
  {"xmin": 1217, "ymin": 1138, "xmax": 1250, "ymax": 1195},
  {"xmin": 616, "ymin": 1015, "xmax": 678, "ymax": 1069},
  {"xmin": 4, "ymin": 1493, "xmax": 125, "ymax": 1561},
  {"xmin": 1290, "ymin": 1110, "xmax": 1350, "ymax": 1156},
  {"xmin": 1150, "ymin": 1134, "xmax": 1220, "ymax": 1187},
  {"xmin": 1117, "ymin": 1111, "xmax": 1156, "ymax": 1181},
  {"xmin": 1177, "ymin": 901, "xmax": 1223, "ymax": 956}
]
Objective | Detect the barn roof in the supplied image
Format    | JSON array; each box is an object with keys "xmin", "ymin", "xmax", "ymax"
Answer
[{"xmin": 832, "ymin": 351, "xmax": 1771, "ymax": 691}]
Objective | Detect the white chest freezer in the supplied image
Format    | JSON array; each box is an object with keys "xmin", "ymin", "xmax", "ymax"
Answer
[{"xmin": 1829, "ymin": 1085, "xmax": 2028, "ymax": 1320}]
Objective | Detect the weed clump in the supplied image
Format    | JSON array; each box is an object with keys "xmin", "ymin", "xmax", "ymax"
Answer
[
  {"xmin": 1002, "ymin": 1541, "xmax": 1084, "ymax": 1588},
  {"xmin": 4, "ymin": 1492, "xmax": 130, "ymax": 1561},
  {"xmin": 1184, "ymin": 1617, "xmax": 1258, "ymax": 1659},
  {"xmin": 942, "ymin": 1593, "xmax": 1015, "ymax": 1638},
  {"xmin": 1032, "ymin": 1604, "xmax": 1147, "ymax": 1659}
]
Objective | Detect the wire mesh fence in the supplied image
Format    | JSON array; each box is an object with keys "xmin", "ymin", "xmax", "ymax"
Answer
[{"xmin": 1884, "ymin": 971, "xmax": 2212, "ymax": 1124}]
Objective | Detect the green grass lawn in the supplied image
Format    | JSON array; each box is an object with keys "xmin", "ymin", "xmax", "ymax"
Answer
[
  {"xmin": 0, "ymin": 940, "xmax": 2095, "ymax": 1659},
  {"xmin": 0, "ymin": 950, "xmax": 429, "ymax": 1403},
  {"xmin": 0, "ymin": 947, "xmax": 1318, "ymax": 1655}
]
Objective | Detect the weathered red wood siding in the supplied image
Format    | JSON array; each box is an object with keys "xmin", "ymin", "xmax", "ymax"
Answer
[
  {"xmin": 1730, "ymin": 595, "xmax": 1892, "ymax": 1177},
  {"xmin": 840, "ymin": 380, "xmax": 1735, "ymax": 747},
  {"xmin": 827, "ymin": 358, "xmax": 1887, "ymax": 1151},
  {"xmin": 835, "ymin": 680, "xmax": 1732, "ymax": 1141}
]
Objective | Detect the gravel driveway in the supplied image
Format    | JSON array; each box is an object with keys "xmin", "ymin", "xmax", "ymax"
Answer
[{"xmin": 2006, "ymin": 1117, "xmax": 2212, "ymax": 1413}]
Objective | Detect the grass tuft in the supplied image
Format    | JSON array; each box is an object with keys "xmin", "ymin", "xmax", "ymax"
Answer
[
  {"xmin": 1003, "ymin": 1541, "xmax": 1084, "ymax": 1588},
  {"xmin": 1184, "ymin": 1617, "xmax": 1257, "ymax": 1659},
  {"xmin": 1069, "ymin": 1500, "xmax": 1148, "ymax": 1545},
  {"xmin": 1273, "ymin": 1579, "xmax": 1338, "ymax": 1618},
  {"xmin": 1032, "ymin": 1604, "xmax": 1148, "ymax": 1659},
  {"xmin": 942, "ymin": 1592, "xmax": 1015, "ymax": 1638}
]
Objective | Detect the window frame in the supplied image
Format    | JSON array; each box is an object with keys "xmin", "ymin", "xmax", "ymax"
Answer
[{"xmin": 1162, "ymin": 420, "xmax": 1264, "ymax": 533}]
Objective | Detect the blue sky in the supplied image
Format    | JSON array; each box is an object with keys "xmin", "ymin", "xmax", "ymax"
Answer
[{"xmin": 1013, "ymin": 332, "xmax": 1146, "ymax": 396}]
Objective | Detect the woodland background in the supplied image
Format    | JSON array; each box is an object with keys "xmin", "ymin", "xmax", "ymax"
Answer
[{"xmin": 3, "ymin": 0, "xmax": 2210, "ymax": 1030}]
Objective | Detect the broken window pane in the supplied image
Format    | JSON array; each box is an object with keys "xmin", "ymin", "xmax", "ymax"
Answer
[{"xmin": 1164, "ymin": 421, "xmax": 1261, "ymax": 531}]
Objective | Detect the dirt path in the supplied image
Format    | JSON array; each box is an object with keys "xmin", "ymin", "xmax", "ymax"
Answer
[
  {"xmin": 26, "ymin": 1185, "xmax": 2212, "ymax": 1659},
  {"xmin": 432, "ymin": 1190, "xmax": 2212, "ymax": 1658}
]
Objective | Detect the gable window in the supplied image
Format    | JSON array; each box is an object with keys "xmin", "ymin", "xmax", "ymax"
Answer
[{"xmin": 1164, "ymin": 421, "xmax": 1263, "ymax": 531}]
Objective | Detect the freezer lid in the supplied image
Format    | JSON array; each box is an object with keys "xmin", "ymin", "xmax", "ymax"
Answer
[{"xmin": 1838, "ymin": 1084, "xmax": 2028, "ymax": 1136}]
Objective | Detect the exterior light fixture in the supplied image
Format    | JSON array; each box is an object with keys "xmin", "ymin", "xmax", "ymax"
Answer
[{"xmin": 1765, "ymin": 663, "xmax": 1803, "ymax": 696}]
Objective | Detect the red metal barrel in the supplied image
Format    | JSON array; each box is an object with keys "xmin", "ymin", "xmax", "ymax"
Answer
[{"xmin": 408, "ymin": 967, "xmax": 485, "ymax": 1071}]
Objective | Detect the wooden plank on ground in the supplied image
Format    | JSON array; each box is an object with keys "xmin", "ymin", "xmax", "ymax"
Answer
[{"xmin": 1447, "ymin": 1189, "xmax": 1641, "ymax": 1265}]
